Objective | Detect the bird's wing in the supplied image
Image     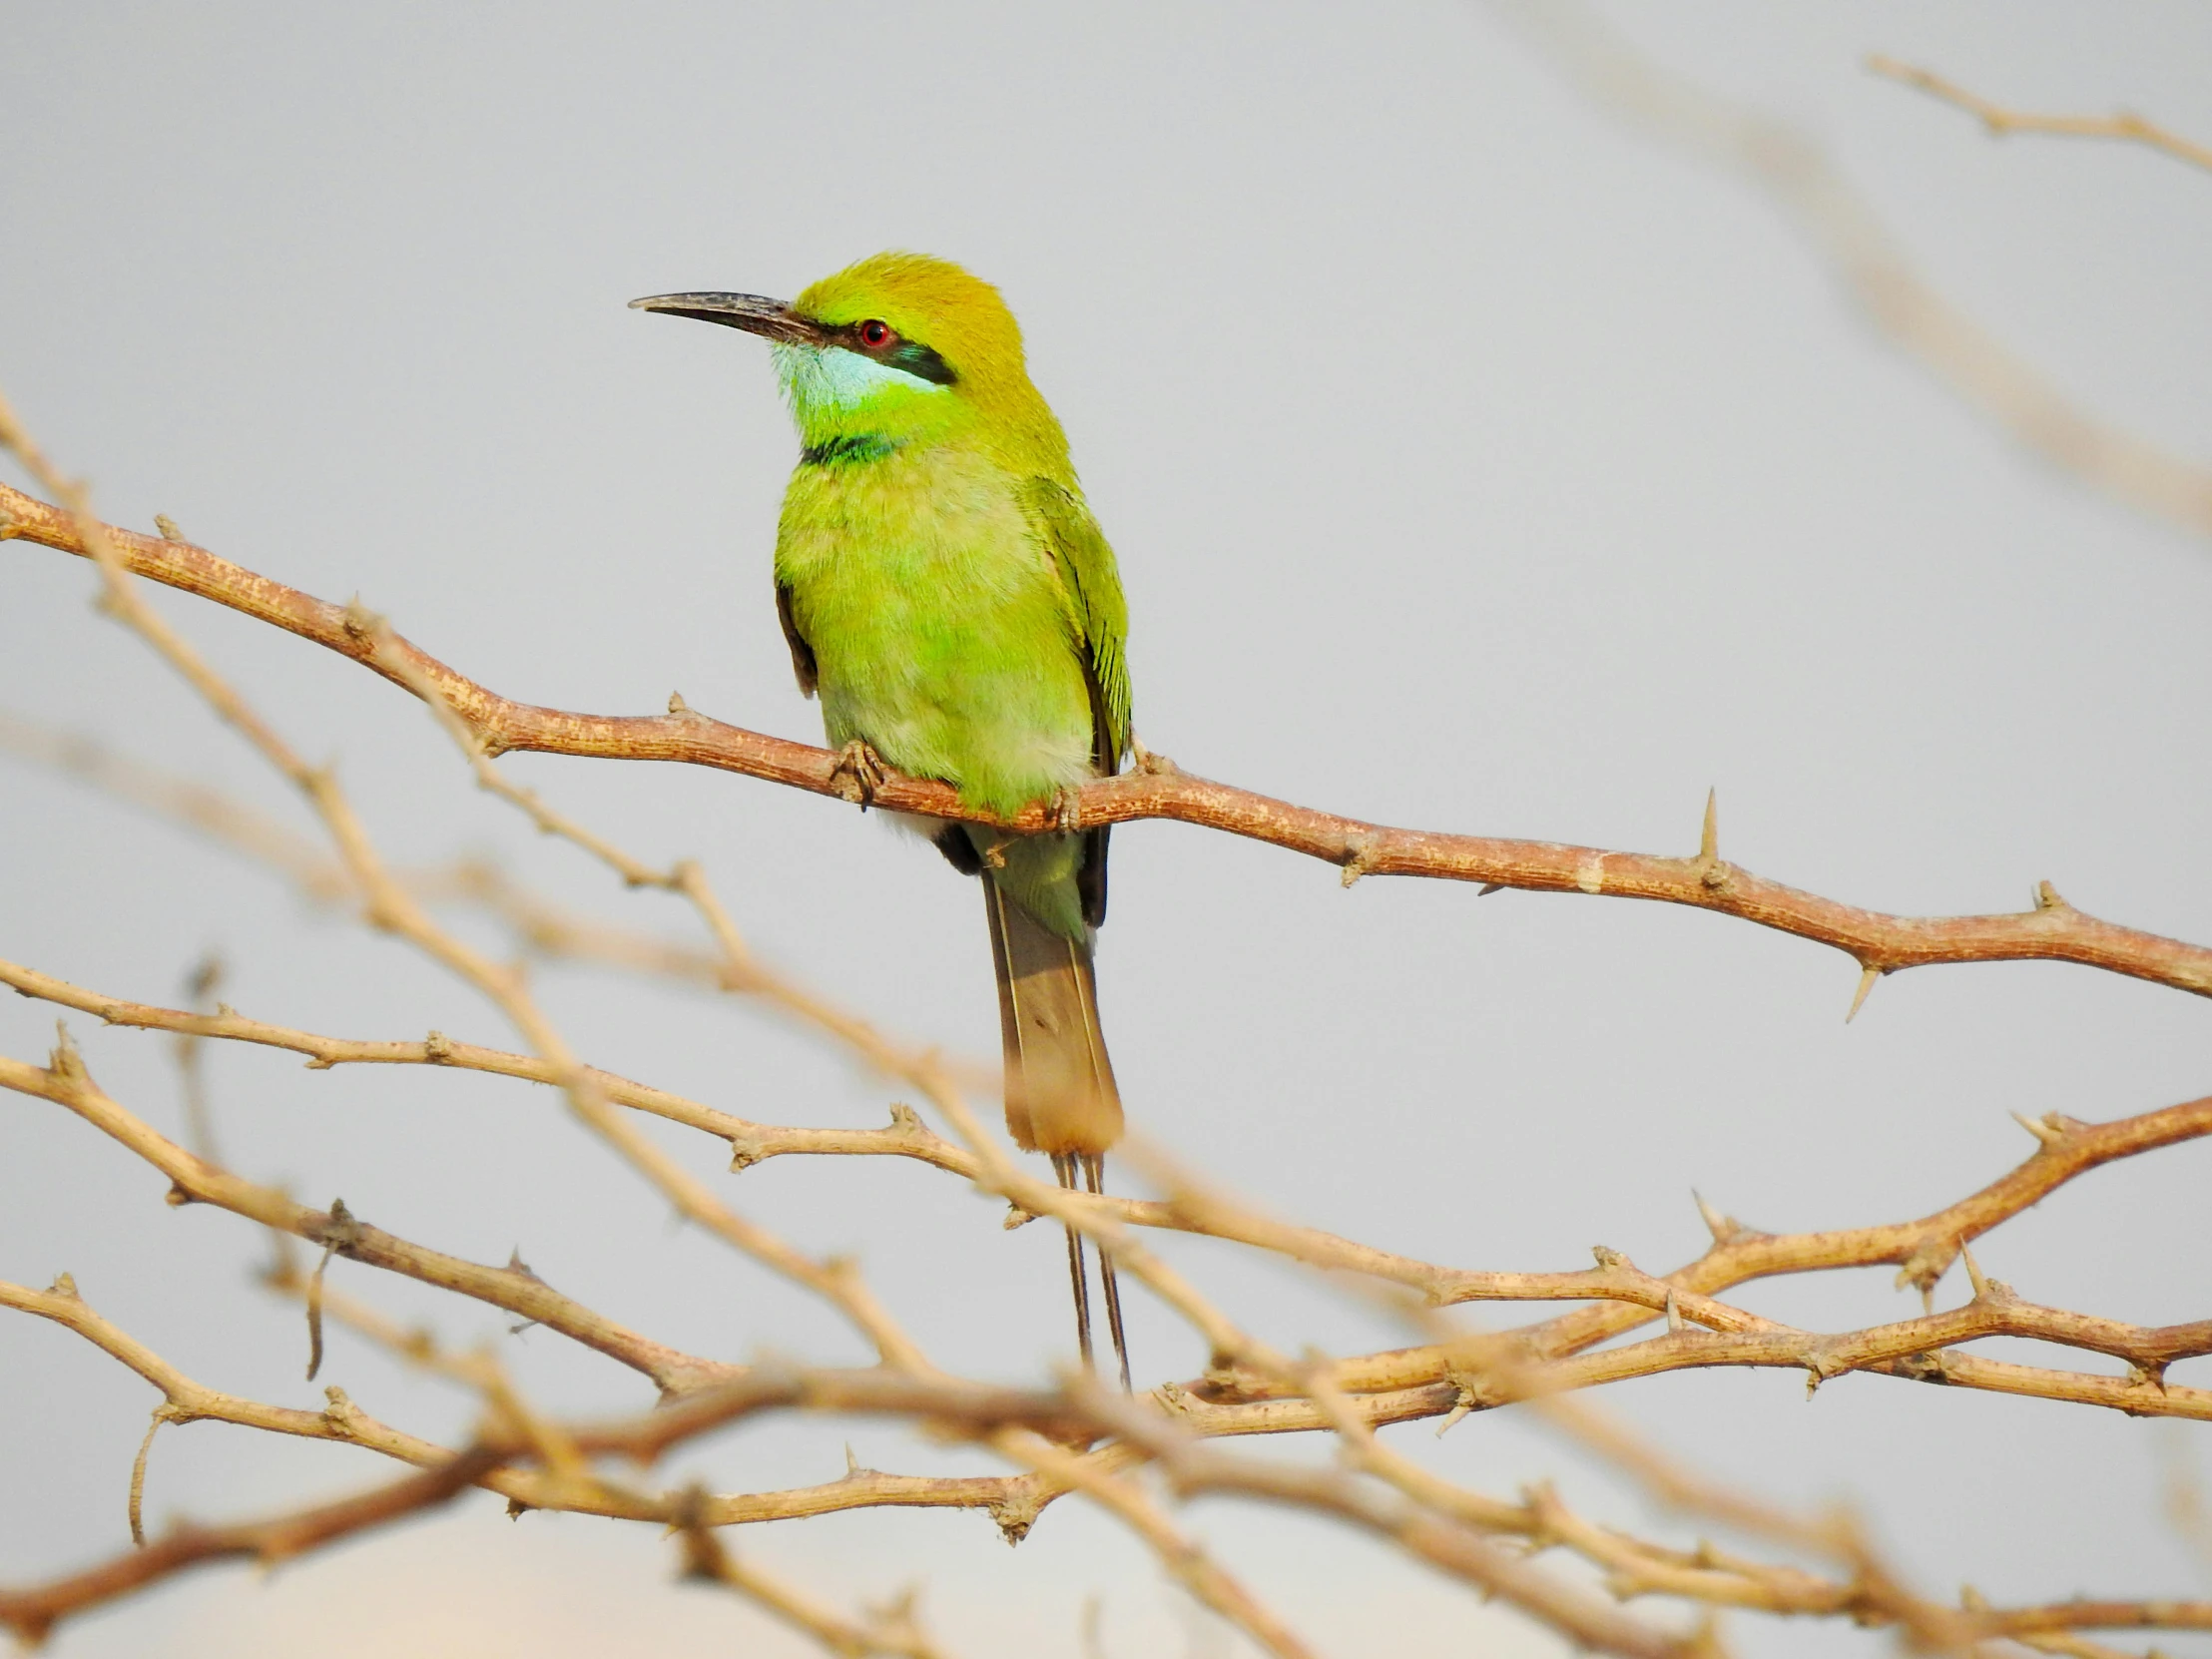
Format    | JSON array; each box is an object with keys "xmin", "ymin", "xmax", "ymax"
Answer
[
  {"xmin": 776, "ymin": 580, "xmax": 819, "ymax": 698},
  {"xmin": 1021, "ymin": 477, "xmax": 1130, "ymax": 931},
  {"xmin": 1020, "ymin": 478, "xmax": 1130, "ymax": 777}
]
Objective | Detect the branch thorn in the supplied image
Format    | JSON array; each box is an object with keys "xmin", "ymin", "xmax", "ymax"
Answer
[
  {"xmin": 1845, "ymin": 963, "xmax": 1882, "ymax": 1023},
  {"xmin": 153, "ymin": 513, "xmax": 186, "ymax": 543},
  {"xmin": 1692, "ymin": 1190, "xmax": 1739, "ymax": 1245},
  {"xmin": 1959, "ymin": 1241, "xmax": 1988, "ymax": 1300},
  {"xmin": 2009, "ymin": 1110, "xmax": 2064, "ymax": 1147},
  {"xmin": 1128, "ymin": 735, "xmax": 1177, "ymax": 776},
  {"xmin": 2032, "ymin": 879, "xmax": 2070, "ymax": 911},
  {"xmin": 49, "ymin": 1019, "xmax": 87, "ymax": 1084},
  {"xmin": 1434, "ymin": 1382, "xmax": 1479, "ymax": 1437}
]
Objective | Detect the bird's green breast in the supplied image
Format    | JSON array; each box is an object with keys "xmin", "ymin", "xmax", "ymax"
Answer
[{"xmin": 775, "ymin": 442, "xmax": 1094, "ymax": 822}]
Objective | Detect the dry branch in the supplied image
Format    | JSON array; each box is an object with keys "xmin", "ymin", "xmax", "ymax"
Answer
[
  {"xmin": 0, "ymin": 407, "xmax": 936, "ymax": 1382},
  {"xmin": 0, "ymin": 1039, "xmax": 732, "ymax": 1395},
  {"xmin": 678, "ymin": 1523, "xmax": 955, "ymax": 1659},
  {"xmin": 14, "ymin": 946, "xmax": 2207, "ymax": 1427},
  {"xmin": 1209, "ymin": 1095, "xmax": 2212, "ymax": 1420},
  {"xmin": 13, "ymin": 1063, "xmax": 2209, "ymax": 1652},
  {"xmin": 1870, "ymin": 55, "xmax": 2212, "ymax": 175},
  {"xmin": 0, "ymin": 956, "xmax": 970, "ymax": 1177},
  {"xmin": 0, "ymin": 1449, "xmax": 503, "ymax": 1647},
  {"xmin": 9, "ymin": 482, "xmax": 2212, "ymax": 1001},
  {"xmin": 8, "ymin": 376, "xmax": 2210, "ymax": 1656}
]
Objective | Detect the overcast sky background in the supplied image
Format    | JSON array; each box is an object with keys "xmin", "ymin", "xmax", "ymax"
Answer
[{"xmin": 5, "ymin": 4, "xmax": 2211, "ymax": 1655}]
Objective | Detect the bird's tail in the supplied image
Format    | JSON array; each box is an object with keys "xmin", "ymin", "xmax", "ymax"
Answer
[{"xmin": 983, "ymin": 878, "xmax": 1130, "ymax": 1389}]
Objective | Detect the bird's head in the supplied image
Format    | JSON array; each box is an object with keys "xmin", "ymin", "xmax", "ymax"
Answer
[{"xmin": 632, "ymin": 252, "xmax": 1067, "ymax": 471}]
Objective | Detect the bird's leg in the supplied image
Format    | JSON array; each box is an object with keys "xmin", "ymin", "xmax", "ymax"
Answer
[
  {"xmin": 1047, "ymin": 785, "xmax": 1085, "ymax": 833},
  {"xmin": 1051, "ymin": 1152, "xmax": 1096, "ymax": 1372},
  {"xmin": 829, "ymin": 739, "xmax": 889, "ymax": 808},
  {"xmin": 1082, "ymin": 1153, "xmax": 1132, "ymax": 1392}
]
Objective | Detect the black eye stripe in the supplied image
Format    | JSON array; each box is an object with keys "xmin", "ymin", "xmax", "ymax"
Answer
[
  {"xmin": 884, "ymin": 339, "xmax": 957, "ymax": 385},
  {"xmin": 826, "ymin": 323, "xmax": 958, "ymax": 387}
]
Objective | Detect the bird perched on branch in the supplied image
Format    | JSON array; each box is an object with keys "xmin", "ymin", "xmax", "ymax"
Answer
[{"xmin": 633, "ymin": 253, "xmax": 1134, "ymax": 1386}]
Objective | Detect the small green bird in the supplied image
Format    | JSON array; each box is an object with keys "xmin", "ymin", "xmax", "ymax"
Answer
[{"xmin": 633, "ymin": 253, "xmax": 1134, "ymax": 1385}]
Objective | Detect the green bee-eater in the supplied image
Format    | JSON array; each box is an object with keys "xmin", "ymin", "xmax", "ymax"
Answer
[{"xmin": 633, "ymin": 253, "xmax": 1134, "ymax": 1384}]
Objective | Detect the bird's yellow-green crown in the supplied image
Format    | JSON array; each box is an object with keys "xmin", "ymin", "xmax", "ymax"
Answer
[{"xmin": 779, "ymin": 252, "xmax": 1072, "ymax": 479}]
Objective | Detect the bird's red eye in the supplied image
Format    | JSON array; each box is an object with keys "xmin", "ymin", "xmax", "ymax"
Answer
[{"xmin": 859, "ymin": 319, "xmax": 891, "ymax": 347}]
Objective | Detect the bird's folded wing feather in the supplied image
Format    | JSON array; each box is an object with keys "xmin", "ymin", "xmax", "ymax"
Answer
[
  {"xmin": 1020, "ymin": 477, "xmax": 1131, "ymax": 775},
  {"xmin": 776, "ymin": 580, "xmax": 819, "ymax": 698}
]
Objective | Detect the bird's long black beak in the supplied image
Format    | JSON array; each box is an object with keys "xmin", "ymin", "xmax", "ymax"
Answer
[{"xmin": 628, "ymin": 290, "xmax": 821, "ymax": 345}]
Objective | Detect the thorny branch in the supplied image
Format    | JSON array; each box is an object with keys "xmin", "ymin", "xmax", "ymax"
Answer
[
  {"xmin": 8, "ymin": 957, "xmax": 2212, "ymax": 1649},
  {"xmin": 0, "ymin": 1038, "xmax": 731, "ymax": 1395},
  {"xmin": 7, "ymin": 341, "xmax": 2212, "ymax": 1653},
  {"xmin": 8, "ymin": 480, "xmax": 2212, "ymax": 1002},
  {"xmin": 8, "ymin": 946, "xmax": 2207, "ymax": 1424},
  {"xmin": 13, "ymin": 1258, "xmax": 2211, "ymax": 1655},
  {"xmin": 5, "ymin": 395, "xmax": 1339, "ymax": 1653}
]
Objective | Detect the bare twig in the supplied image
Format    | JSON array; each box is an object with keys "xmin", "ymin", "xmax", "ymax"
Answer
[
  {"xmin": 0, "ymin": 1448, "xmax": 503, "ymax": 1647},
  {"xmin": 0, "ymin": 956, "xmax": 976, "ymax": 1177},
  {"xmin": 678, "ymin": 1519, "xmax": 955, "ymax": 1659},
  {"xmin": 171, "ymin": 953, "xmax": 226, "ymax": 1165},
  {"xmin": 0, "ymin": 1040, "xmax": 732, "ymax": 1394},
  {"xmin": 987, "ymin": 1426, "xmax": 1324, "ymax": 1659},
  {"xmin": 1870, "ymin": 55, "xmax": 2212, "ymax": 176}
]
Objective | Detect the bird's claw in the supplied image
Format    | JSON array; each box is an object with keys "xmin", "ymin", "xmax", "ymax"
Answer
[
  {"xmin": 1049, "ymin": 787, "xmax": 1084, "ymax": 833},
  {"xmin": 830, "ymin": 740, "xmax": 889, "ymax": 807}
]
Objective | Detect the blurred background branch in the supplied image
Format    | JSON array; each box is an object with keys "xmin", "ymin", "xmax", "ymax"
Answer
[
  {"xmin": 1867, "ymin": 56, "xmax": 2212, "ymax": 177},
  {"xmin": 1492, "ymin": 1, "xmax": 2212, "ymax": 541}
]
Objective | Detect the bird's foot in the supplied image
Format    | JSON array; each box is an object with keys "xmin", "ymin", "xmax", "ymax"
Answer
[
  {"xmin": 830, "ymin": 740, "xmax": 889, "ymax": 808},
  {"xmin": 1048, "ymin": 786, "xmax": 1085, "ymax": 833}
]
